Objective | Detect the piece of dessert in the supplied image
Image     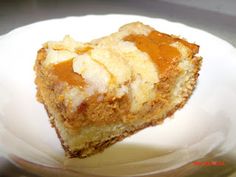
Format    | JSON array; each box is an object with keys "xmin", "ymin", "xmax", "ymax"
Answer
[{"xmin": 34, "ymin": 22, "xmax": 202, "ymax": 158}]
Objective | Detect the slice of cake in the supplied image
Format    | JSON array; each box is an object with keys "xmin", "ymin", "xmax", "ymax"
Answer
[{"xmin": 34, "ymin": 22, "xmax": 202, "ymax": 158}]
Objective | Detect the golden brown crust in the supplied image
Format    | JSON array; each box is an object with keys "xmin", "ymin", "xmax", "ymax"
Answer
[{"xmin": 67, "ymin": 118, "xmax": 165, "ymax": 158}]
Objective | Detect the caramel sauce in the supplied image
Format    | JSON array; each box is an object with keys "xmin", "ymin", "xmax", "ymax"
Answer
[
  {"xmin": 124, "ymin": 31, "xmax": 197, "ymax": 74},
  {"xmin": 52, "ymin": 59, "xmax": 85, "ymax": 87}
]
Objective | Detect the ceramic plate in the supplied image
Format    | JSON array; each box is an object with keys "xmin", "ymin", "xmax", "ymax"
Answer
[{"xmin": 0, "ymin": 14, "xmax": 236, "ymax": 177}]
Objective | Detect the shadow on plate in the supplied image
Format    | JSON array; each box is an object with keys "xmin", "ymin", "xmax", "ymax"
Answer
[{"xmin": 9, "ymin": 143, "xmax": 236, "ymax": 177}]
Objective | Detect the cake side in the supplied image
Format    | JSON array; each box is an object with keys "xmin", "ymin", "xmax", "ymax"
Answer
[{"xmin": 34, "ymin": 22, "xmax": 202, "ymax": 158}]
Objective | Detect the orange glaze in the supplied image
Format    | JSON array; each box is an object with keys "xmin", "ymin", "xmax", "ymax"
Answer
[
  {"xmin": 124, "ymin": 31, "xmax": 198, "ymax": 74},
  {"xmin": 52, "ymin": 59, "xmax": 85, "ymax": 87}
]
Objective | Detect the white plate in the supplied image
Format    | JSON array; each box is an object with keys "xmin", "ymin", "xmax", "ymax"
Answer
[{"xmin": 0, "ymin": 14, "xmax": 236, "ymax": 177}]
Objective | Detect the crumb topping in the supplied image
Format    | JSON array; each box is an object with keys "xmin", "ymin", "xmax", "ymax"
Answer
[{"xmin": 42, "ymin": 22, "xmax": 198, "ymax": 113}]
